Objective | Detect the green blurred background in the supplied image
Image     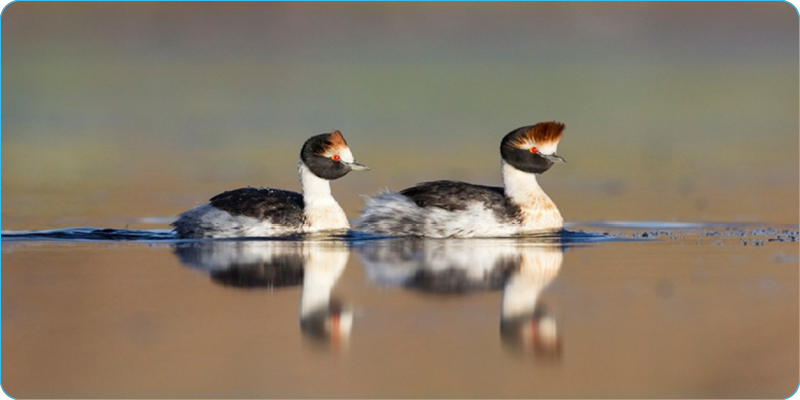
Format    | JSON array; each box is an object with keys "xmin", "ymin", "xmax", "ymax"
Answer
[{"xmin": 2, "ymin": 2, "xmax": 797, "ymax": 229}]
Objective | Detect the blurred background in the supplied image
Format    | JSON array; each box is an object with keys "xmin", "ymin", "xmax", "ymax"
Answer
[{"xmin": 2, "ymin": 2, "xmax": 797, "ymax": 229}]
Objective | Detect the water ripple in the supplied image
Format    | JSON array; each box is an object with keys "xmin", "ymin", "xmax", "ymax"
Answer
[{"xmin": 1, "ymin": 222, "xmax": 796, "ymax": 244}]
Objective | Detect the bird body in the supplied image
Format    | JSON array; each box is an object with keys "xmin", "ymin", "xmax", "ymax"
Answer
[
  {"xmin": 173, "ymin": 131, "xmax": 368, "ymax": 238},
  {"xmin": 355, "ymin": 122, "xmax": 566, "ymax": 238}
]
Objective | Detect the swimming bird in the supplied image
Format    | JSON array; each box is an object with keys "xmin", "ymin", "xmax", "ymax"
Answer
[
  {"xmin": 173, "ymin": 131, "xmax": 368, "ymax": 238},
  {"xmin": 355, "ymin": 122, "xmax": 566, "ymax": 238}
]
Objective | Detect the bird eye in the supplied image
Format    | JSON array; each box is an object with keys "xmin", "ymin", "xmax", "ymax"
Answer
[
  {"xmin": 529, "ymin": 147, "xmax": 539, "ymax": 154},
  {"xmin": 332, "ymin": 154, "xmax": 341, "ymax": 162}
]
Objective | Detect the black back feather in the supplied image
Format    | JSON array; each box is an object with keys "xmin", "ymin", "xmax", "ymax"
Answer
[
  {"xmin": 399, "ymin": 180, "xmax": 520, "ymax": 222},
  {"xmin": 209, "ymin": 187, "xmax": 305, "ymax": 225}
]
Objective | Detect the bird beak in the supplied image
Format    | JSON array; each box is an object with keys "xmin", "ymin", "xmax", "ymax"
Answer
[
  {"xmin": 346, "ymin": 161, "xmax": 370, "ymax": 171},
  {"xmin": 541, "ymin": 153, "xmax": 567, "ymax": 163}
]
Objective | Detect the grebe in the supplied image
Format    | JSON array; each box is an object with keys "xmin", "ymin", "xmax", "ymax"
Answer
[
  {"xmin": 173, "ymin": 130, "xmax": 369, "ymax": 238},
  {"xmin": 355, "ymin": 121, "xmax": 567, "ymax": 238}
]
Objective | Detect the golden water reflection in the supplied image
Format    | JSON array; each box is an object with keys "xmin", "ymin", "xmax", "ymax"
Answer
[
  {"xmin": 174, "ymin": 240, "xmax": 353, "ymax": 349},
  {"xmin": 3, "ymin": 235, "xmax": 796, "ymax": 398},
  {"xmin": 172, "ymin": 238, "xmax": 569, "ymax": 358},
  {"xmin": 358, "ymin": 239, "xmax": 565, "ymax": 360}
]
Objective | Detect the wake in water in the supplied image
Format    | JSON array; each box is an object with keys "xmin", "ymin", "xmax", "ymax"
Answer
[
  {"xmin": 1, "ymin": 222, "xmax": 795, "ymax": 244},
  {"xmin": 0, "ymin": 227, "xmax": 177, "ymax": 241},
  {"xmin": 0, "ymin": 226, "xmax": 614, "ymax": 244}
]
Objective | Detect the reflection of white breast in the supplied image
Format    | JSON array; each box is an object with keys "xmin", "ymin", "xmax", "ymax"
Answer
[
  {"xmin": 501, "ymin": 246, "xmax": 563, "ymax": 319},
  {"xmin": 299, "ymin": 245, "xmax": 349, "ymax": 316}
]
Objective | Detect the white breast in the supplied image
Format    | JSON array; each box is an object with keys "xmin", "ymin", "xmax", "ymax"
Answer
[
  {"xmin": 501, "ymin": 161, "xmax": 563, "ymax": 232},
  {"xmin": 302, "ymin": 201, "xmax": 350, "ymax": 232},
  {"xmin": 298, "ymin": 161, "xmax": 350, "ymax": 232}
]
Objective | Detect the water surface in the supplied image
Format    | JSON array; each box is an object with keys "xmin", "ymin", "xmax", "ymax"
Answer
[{"xmin": 2, "ymin": 224, "xmax": 796, "ymax": 398}]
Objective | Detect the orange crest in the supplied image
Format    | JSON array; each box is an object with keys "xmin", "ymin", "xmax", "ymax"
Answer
[
  {"xmin": 524, "ymin": 122, "xmax": 565, "ymax": 146},
  {"xmin": 328, "ymin": 130, "xmax": 348, "ymax": 147}
]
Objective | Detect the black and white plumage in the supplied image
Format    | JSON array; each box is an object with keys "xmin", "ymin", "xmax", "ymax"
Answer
[
  {"xmin": 355, "ymin": 122, "xmax": 567, "ymax": 238},
  {"xmin": 400, "ymin": 181, "xmax": 519, "ymax": 222},
  {"xmin": 172, "ymin": 131, "xmax": 368, "ymax": 238},
  {"xmin": 208, "ymin": 187, "xmax": 305, "ymax": 227}
]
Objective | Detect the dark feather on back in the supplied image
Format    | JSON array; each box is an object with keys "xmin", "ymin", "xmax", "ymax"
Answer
[
  {"xmin": 210, "ymin": 187, "xmax": 305, "ymax": 225},
  {"xmin": 399, "ymin": 180, "xmax": 520, "ymax": 222}
]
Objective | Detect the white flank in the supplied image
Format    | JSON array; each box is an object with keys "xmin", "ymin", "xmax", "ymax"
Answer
[
  {"xmin": 423, "ymin": 204, "xmax": 518, "ymax": 238},
  {"xmin": 175, "ymin": 205, "xmax": 299, "ymax": 238}
]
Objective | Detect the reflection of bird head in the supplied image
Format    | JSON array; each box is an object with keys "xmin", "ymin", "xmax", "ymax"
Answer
[
  {"xmin": 500, "ymin": 304, "xmax": 562, "ymax": 360},
  {"xmin": 300, "ymin": 299, "xmax": 354, "ymax": 349},
  {"xmin": 298, "ymin": 243, "xmax": 353, "ymax": 350}
]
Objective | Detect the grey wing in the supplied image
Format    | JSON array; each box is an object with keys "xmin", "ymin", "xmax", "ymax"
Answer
[
  {"xmin": 399, "ymin": 181, "xmax": 506, "ymax": 210},
  {"xmin": 209, "ymin": 187, "xmax": 305, "ymax": 226},
  {"xmin": 399, "ymin": 180, "xmax": 519, "ymax": 222}
]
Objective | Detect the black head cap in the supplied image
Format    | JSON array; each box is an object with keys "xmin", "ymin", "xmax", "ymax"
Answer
[{"xmin": 500, "ymin": 122, "xmax": 566, "ymax": 174}]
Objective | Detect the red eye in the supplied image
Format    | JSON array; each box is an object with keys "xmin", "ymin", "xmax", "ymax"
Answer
[
  {"xmin": 332, "ymin": 154, "xmax": 341, "ymax": 162},
  {"xmin": 529, "ymin": 147, "xmax": 538, "ymax": 154}
]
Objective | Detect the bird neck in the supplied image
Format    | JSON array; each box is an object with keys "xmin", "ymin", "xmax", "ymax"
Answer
[
  {"xmin": 502, "ymin": 160, "xmax": 547, "ymax": 203},
  {"xmin": 501, "ymin": 161, "xmax": 563, "ymax": 230},
  {"xmin": 298, "ymin": 161, "xmax": 349, "ymax": 230}
]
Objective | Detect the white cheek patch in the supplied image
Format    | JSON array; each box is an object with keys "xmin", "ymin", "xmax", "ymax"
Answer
[
  {"xmin": 536, "ymin": 141, "xmax": 559, "ymax": 156},
  {"xmin": 321, "ymin": 146, "xmax": 355, "ymax": 163},
  {"xmin": 337, "ymin": 147, "xmax": 355, "ymax": 163},
  {"xmin": 515, "ymin": 140, "xmax": 559, "ymax": 156}
]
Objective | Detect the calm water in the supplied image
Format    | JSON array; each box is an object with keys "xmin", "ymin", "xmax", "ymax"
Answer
[{"xmin": 2, "ymin": 224, "xmax": 797, "ymax": 398}]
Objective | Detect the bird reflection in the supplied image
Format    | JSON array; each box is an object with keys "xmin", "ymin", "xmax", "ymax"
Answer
[
  {"xmin": 357, "ymin": 239, "xmax": 564, "ymax": 359},
  {"xmin": 173, "ymin": 240, "xmax": 352, "ymax": 348}
]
